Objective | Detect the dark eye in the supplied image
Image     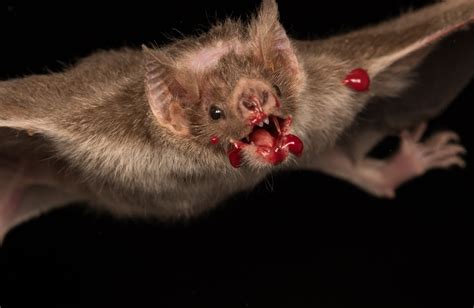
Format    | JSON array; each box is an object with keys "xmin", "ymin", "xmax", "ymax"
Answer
[
  {"xmin": 273, "ymin": 84, "xmax": 282, "ymax": 97},
  {"xmin": 209, "ymin": 105, "xmax": 224, "ymax": 120}
]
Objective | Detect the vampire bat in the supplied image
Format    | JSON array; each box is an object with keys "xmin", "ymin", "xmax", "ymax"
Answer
[{"xmin": 0, "ymin": 0, "xmax": 473, "ymax": 243}]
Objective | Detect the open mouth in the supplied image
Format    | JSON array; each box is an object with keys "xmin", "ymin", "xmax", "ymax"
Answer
[{"xmin": 228, "ymin": 115, "xmax": 303, "ymax": 168}]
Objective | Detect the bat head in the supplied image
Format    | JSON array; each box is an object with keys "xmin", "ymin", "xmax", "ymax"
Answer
[{"xmin": 144, "ymin": 0, "xmax": 305, "ymax": 169}]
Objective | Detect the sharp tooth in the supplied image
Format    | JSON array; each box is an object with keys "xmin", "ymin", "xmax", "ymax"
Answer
[
  {"xmin": 257, "ymin": 122, "xmax": 264, "ymax": 127},
  {"xmin": 273, "ymin": 117, "xmax": 281, "ymax": 134},
  {"xmin": 263, "ymin": 118, "xmax": 270, "ymax": 125},
  {"xmin": 245, "ymin": 136, "xmax": 250, "ymax": 142}
]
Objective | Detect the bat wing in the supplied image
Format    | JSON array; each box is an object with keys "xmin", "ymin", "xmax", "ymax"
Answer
[
  {"xmin": 317, "ymin": 0, "xmax": 474, "ymax": 134},
  {"xmin": 0, "ymin": 127, "xmax": 82, "ymax": 243},
  {"xmin": 0, "ymin": 75, "xmax": 86, "ymax": 243},
  {"xmin": 0, "ymin": 49, "xmax": 145, "ymax": 242},
  {"xmin": 358, "ymin": 16, "xmax": 474, "ymax": 132}
]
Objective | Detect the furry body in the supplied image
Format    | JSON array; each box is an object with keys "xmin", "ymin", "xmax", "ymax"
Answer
[{"xmin": 0, "ymin": 0, "xmax": 473, "ymax": 241}]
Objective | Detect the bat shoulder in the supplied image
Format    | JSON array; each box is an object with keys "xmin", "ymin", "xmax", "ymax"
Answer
[{"xmin": 71, "ymin": 47, "xmax": 145, "ymax": 78}]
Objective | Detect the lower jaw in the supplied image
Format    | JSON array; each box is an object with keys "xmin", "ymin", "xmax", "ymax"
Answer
[{"xmin": 228, "ymin": 134, "xmax": 303, "ymax": 168}]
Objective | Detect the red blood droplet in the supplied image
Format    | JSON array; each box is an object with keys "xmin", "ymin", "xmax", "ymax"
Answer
[
  {"xmin": 228, "ymin": 147, "xmax": 242, "ymax": 168},
  {"xmin": 343, "ymin": 68, "xmax": 370, "ymax": 92},
  {"xmin": 210, "ymin": 136, "xmax": 219, "ymax": 145},
  {"xmin": 269, "ymin": 148, "xmax": 287, "ymax": 165},
  {"xmin": 286, "ymin": 134, "xmax": 304, "ymax": 157}
]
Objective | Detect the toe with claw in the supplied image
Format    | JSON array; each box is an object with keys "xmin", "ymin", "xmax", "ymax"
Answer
[{"xmin": 397, "ymin": 122, "xmax": 466, "ymax": 178}]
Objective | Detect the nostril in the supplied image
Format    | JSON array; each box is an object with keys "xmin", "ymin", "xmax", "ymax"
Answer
[{"xmin": 242, "ymin": 100, "xmax": 257, "ymax": 111}]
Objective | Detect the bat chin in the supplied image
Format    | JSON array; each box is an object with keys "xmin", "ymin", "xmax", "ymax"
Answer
[{"xmin": 227, "ymin": 116, "xmax": 304, "ymax": 169}]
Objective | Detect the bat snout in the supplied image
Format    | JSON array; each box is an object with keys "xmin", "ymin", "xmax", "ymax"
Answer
[
  {"xmin": 232, "ymin": 78, "xmax": 283, "ymax": 127},
  {"xmin": 238, "ymin": 90, "xmax": 281, "ymax": 126}
]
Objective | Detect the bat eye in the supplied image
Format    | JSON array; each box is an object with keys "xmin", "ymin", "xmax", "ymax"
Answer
[
  {"xmin": 209, "ymin": 105, "xmax": 224, "ymax": 120},
  {"xmin": 273, "ymin": 84, "xmax": 282, "ymax": 97}
]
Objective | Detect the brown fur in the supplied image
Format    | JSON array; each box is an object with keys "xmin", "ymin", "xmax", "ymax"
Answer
[{"xmin": 0, "ymin": 0, "xmax": 473, "ymax": 241}]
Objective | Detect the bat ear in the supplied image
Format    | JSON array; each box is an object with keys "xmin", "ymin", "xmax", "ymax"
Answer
[
  {"xmin": 250, "ymin": 0, "xmax": 301, "ymax": 76},
  {"xmin": 143, "ymin": 46, "xmax": 193, "ymax": 136},
  {"xmin": 357, "ymin": 1, "xmax": 474, "ymax": 96}
]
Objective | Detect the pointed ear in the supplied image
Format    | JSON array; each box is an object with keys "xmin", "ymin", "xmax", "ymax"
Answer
[
  {"xmin": 355, "ymin": 0, "xmax": 474, "ymax": 96},
  {"xmin": 249, "ymin": 0, "xmax": 301, "ymax": 76},
  {"xmin": 143, "ymin": 46, "xmax": 192, "ymax": 136}
]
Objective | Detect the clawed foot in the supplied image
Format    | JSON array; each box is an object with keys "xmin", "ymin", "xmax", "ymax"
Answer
[
  {"xmin": 310, "ymin": 122, "xmax": 467, "ymax": 200},
  {"xmin": 351, "ymin": 123, "xmax": 466, "ymax": 199},
  {"xmin": 397, "ymin": 122, "xmax": 466, "ymax": 176}
]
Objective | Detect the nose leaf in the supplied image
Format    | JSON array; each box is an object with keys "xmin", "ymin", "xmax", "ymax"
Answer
[{"xmin": 242, "ymin": 99, "xmax": 258, "ymax": 111}]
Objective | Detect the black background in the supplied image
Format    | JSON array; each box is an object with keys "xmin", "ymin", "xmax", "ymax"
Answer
[{"xmin": 0, "ymin": 1, "xmax": 473, "ymax": 307}]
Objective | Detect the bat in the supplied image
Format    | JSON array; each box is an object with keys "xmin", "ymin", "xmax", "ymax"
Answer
[{"xmin": 0, "ymin": 0, "xmax": 472, "ymax": 243}]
